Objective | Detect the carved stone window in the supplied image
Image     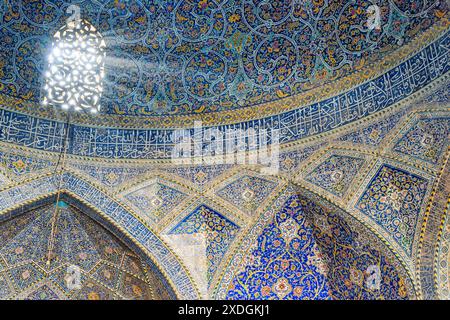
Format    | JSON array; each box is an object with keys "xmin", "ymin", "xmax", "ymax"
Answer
[{"xmin": 43, "ymin": 20, "xmax": 105, "ymax": 114}]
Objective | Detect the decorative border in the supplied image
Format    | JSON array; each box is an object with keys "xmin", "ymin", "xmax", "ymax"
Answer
[{"xmin": 417, "ymin": 148, "xmax": 450, "ymax": 299}]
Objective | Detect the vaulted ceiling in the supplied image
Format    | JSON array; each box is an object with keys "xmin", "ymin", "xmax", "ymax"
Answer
[
  {"xmin": 0, "ymin": 202, "xmax": 176, "ymax": 299},
  {"xmin": 0, "ymin": 0, "xmax": 448, "ymax": 300},
  {"xmin": 0, "ymin": 0, "xmax": 447, "ymax": 121}
]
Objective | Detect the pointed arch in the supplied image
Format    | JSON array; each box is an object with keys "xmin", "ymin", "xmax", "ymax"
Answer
[
  {"xmin": 0, "ymin": 172, "xmax": 201, "ymax": 299},
  {"xmin": 0, "ymin": 197, "xmax": 175, "ymax": 299}
]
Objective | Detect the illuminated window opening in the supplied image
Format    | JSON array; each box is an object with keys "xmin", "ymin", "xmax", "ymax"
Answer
[{"xmin": 43, "ymin": 20, "xmax": 106, "ymax": 114}]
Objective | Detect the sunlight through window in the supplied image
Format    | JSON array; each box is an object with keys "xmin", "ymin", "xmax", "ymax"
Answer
[{"xmin": 43, "ymin": 20, "xmax": 106, "ymax": 114}]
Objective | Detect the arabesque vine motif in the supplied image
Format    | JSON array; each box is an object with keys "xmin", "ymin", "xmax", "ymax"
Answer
[{"xmin": 0, "ymin": 0, "xmax": 447, "ymax": 116}]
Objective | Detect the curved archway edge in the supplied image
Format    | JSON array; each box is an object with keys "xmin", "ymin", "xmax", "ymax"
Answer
[{"xmin": 0, "ymin": 172, "xmax": 200, "ymax": 299}]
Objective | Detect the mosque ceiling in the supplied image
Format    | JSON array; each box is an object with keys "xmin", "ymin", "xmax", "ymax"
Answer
[
  {"xmin": 0, "ymin": 0, "xmax": 448, "ymax": 128},
  {"xmin": 0, "ymin": 27, "xmax": 446, "ymax": 162},
  {"xmin": 0, "ymin": 202, "xmax": 176, "ymax": 299},
  {"xmin": 0, "ymin": 80, "xmax": 447, "ymax": 299},
  {"xmin": 0, "ymin": 0, "xmax": 448, "ymax": 301}
]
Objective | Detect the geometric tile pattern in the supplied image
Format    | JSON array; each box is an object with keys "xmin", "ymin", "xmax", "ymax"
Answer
[
  {"xmin": 124, "ymin": 182, "xmax": 188, "ymax": 223},
  {"xmin": 169, "ymin": 205, "xmax": 239, "ymax": 285},
  {"xmin": 0, "ymin": 152, "xmax": 53, "ymax": 176},
  {"xmin": 226, "ymin": 195, "xmax": 331, "ymax": 300},
  {"xmin": 216, "ymin": 175, "xmax": 278, "ymax": 214},
  {"xmin": 356, "ymin": 165, "xmax": 429, "ymax": 254},
  {"xmin": 0, "ymin": 203, "xmax": 175, "ymax": 300},
  {"xmin": 306, "ymin": 155, "xmax": 365, "ymax": 197},
  {"xmin": 394, "ymin": 118, "xmax": 450, "ymax": 164},
  {"xmin": 0, "ymin": 31, "xmax": 447, "ymax": 159},
  {"xmin": 0, "ymin": 172, "xmax": 199, "ymax": 299},
  {"xmin": 24, "ymin": 284, "xmax": 61, "ymax": 300}
]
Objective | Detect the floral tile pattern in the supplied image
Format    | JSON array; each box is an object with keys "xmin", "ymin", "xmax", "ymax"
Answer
[
  {"xmin": 124, "ymin": 182, "xmax": 188, "ymax": 223},
  {"xmin": 303, "ymin": 195, "xmax": 412, "ymax": 300},
  {"xmin": 216, "ymin": 175, "xmax": 278, "ymax": 214},
  {"xmin": 0, "ymin": 152, "xmax": 53, "ymax": 176},
  {"xmin": 306, "ymin": 155, "xmax": 365, "ymax": 197},
  {"xmin": 394, "ymin": 118, "xmax": 450, "ymax": 164},
  {"xmin": 226, "ymin": 195, "xmax": 331, "ymax": 300},
  {"xmin": 169, "ymin": 205, "xmax": 239, "ymax": 285},
  {"xmin": 0, "ymin": 0, "xmax": 445, "ymax": 117},
  {"xmin": 356, "ymin": 165, "xmax": 429, "ymax": 254}
]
